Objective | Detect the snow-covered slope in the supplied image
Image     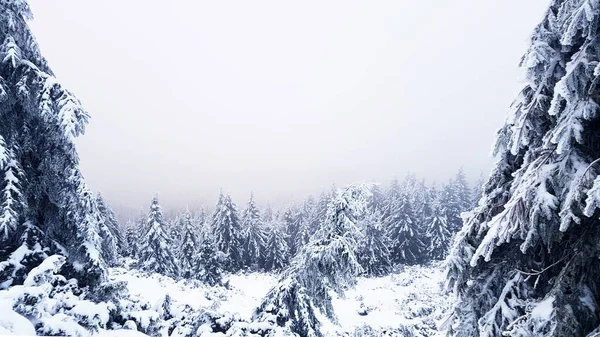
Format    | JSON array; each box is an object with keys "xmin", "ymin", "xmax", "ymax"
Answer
[
  {"xmin": 323, "ymin": 263, "xmax": 449, "ymax": 336},
  {"xmin": 111, "ymin": 262, "xmax": 448, "ymax": 336},
  {"xmin": 0, "ymin": 261, "xmax": 448, "ymax": 336},
  {"xmin": 110, "ymin": 266, "xmax": 278, "ymax": 322}
]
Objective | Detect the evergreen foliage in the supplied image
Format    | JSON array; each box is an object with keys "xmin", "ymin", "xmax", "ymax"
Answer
[
  {"xmin": 385, "ymin": 193, "xmax": 425, "ymax": 264},
  {"xmin": 178, "ymin": 211, "xmax": 197, "ymax": 279},
  {"xmin": 447, "ymin": 2, "xmax": 600, "ymax": 335},
  {"xmin": 241, "ymin": 192, "xmax": 267, "ymax": 269},
  {"xmin": 211, "ymin": 191, "xmax": 244, "ymax": 271},
  {"xmin": 263, "ymin": 222, "xmax": 289, "ymax": 272},
  {"xmin": 137, "ymin": 195, "xmax": 179, "ymax": 277}
]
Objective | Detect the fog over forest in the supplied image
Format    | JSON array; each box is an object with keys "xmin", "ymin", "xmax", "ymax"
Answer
[{"xmin": 27, "ymin": 0, "xmax": 548, "ymax": 212}]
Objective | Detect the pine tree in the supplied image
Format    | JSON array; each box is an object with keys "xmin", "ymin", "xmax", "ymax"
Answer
[
  {"xmin": 254, "ymin": 184, "xmax": 372, "ymax": 337},
  {"xmin": 440, "ymin": 180, "xmax": 463, "ymax": 233},
  {"xmin": 263, "ymin": 222, "xmax": 289, "ymax": 271},
  {"xmin": 0, "ymin": 145, "xmax": 24, "ymax": 245},
  {"xmin": 447, "ymin": 2, "xmax": 600, "ymax": 335},
  {"xmin": 471, "ymin": 173, "xmax": 485, "ymax": 208},
  {"xmin": 178, "ymin": 211, "xmax": 197, "ymax": 279},
  {"xmin": 96, "ymin": 193, "xmax": 125, "ymax": 265},
  {"xmin": 193, "ymin": 230, "xmax": 224, "ymax": 286},
  {"xmin": 211, "ymin": 191, "xmax": 244, "ymax": 271},
  {"xmin": 241, "ymin": 192, "xmax": 267, "ymax": 269},
  {"xmin": 425, "ymin": 191, "xmax": 451, "ymax": 260},
  {"xmin": 262, "ymin": 203, "xmax": 274, "ymax": 223},
  {"xmin": 358, "ymin": 208, "xmax": 391, "ymax": 276},
  {"xmin": 0, "ymin": 1, "xmax": 111, "ymax": 288},
  {"xmin": 369, "ymin": 184, "xmax": 386, "ymax": 212},
  {"xmin": 124, "ymin": 222, "xmax": 139, "ymax": 258},
  {"xmin": 137, "ymin": 195, "xmax": 179, "ymax": 277},
  {"xmin": 385, "ymin": 193, "xmax": 425, "ymax": 264},
  {"xmin": 282, "ymin": 208, "xmax": 297, "ymax": 255},
  {"xmin": 454, "ymin": 169, "xmax": 471, "ymax": 209}
]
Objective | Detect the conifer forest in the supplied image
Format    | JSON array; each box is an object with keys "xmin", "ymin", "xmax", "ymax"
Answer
[{"xmin": 3, "ymin": 0, "xmax": 600, "ymax": 336}]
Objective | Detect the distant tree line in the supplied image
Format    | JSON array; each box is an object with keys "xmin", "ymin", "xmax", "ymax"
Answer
[{"xmin": 111, "ymin": 168, "xmax": 483, "ymax": 284}]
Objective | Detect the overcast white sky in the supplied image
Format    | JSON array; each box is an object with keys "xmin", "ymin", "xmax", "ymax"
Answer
[{"xmin": 28, "ymin": 0, "xmax": 549, "ymax": 211}]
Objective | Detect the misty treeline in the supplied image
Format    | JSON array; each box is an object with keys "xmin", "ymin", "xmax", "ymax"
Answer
[{"xmin": 118, "ymin": 169, "xmax": 480, "ymax": 284}]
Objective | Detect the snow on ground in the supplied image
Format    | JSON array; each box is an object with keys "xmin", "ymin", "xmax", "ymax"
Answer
[
  {"xmin": 111, "ymin": 262, "xmax": 449, "ymax": 336},
  {"xmin": 0, "ymin": 299, "xmax": 37, "ymax": 335},
  {"xmin": 110, "ymin": 266, "xmax": 278, "ymax": 321},
  {"xmin": 322, "ymin": 263, "xmax": 450, "ymax": 336}
]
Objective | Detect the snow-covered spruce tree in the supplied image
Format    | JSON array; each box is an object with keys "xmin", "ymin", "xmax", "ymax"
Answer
[
  {"xmin": 358, "ymin": 208, "xmax": 391, "ymax": 276},
  {"xmin": 296, "ymin": 197, "xmax": 317, "ymax": 246},
  {"xmin": 193, "ymin": 229, "xmax": 225, "ymax": 286},
  {"xmin": 263, "ymin": 221, "xmax": 289, "ymax": 272},
  {"xmin": 308, "ymin": 191, "xmax": 331, "ymax": 234},
  {"xmin": 384, "ymin": 193, "xmax": 425, "ymax": 264},
  {"xmin": 124, "ymin": 221, "xmax": 139, "ymax": 258},
  {"xmin": 0, "ymin": 1, "xmax": 113, "ymax": 288},
  {"xmin": 241, "ymin": 192, "xmax": 267, "ymax": 269},
  {"xmin": 369, "ymin": 183, "xmax": 386, "ymax": 212},
  {"xmin": 96, "ymin": 192, "xmax": 125, "ymax": 265},
  {"xmin": 211, "ymin": 191, "xmax": 244, "ymax": 271},
  {"xmin": 178, "ymin": 211, "xmax": 197, "ymax": 278},
  {"xmin": 263, "ymin": 203, "xmax": 274, "ymax": 223},
  {"xmin": 282, "ymin": 208, "xmax": 299, "ymax": 256},
  {"xmin": 453, "ymin": 168, "xmax": 471, "ymax": 212},
  {"xmin": 470, "ymin": 173, "xmax": 485, "ymax": 208},
  {"xmin": 440, "ymin": 180, "xmax": 464, "ymax": 233},
  {"xmin": 446, "ymin": 2, "xmax": 600, "ymax": 336},
  {"xmin": 425, "ymin": 191, "xmax": 451, "ymax": 260},
  {"xmin": 137, "ymin": 195, "xmax": 179, "ymax": 277},
  {"xmin": 254, "ymin": 184, "xmax": 372, "ymax": 337}
]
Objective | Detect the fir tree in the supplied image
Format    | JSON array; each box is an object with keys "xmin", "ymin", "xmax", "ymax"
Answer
[
  {"xmin": 124, "ymin": 222, "xmax": 139, "ymax": 258},
  {"xmin": 385, "ymin": 193, "xmax": 425, "ymax": 264},
  {"xmin": 440, "ymin": 180, "xmax": 463, "ymax": 233},
  {"xmin": 471, "ymin": 173, "xmax": 485, "ymax": 208},
  {"xmin": 454, "ymin": 168, "xmax": 471, "ymax": 211},
  {"xmin": 358, "ymin": 208, "xmax": 391, "ymax": 276},
  {"xmin": 263, "ymin": 222, "xmax": 289, "ymax": 272},
  {"xmin": 96, "ymin": 193, "xmax": 124, "ymax": 265},
  {"xmin": 193, "ymin": 230, "xmax": 224, "ymax": 286},
  {"xmin": 137, "ymin": 195, "xmax": 179, "ymax": 277},
  {"xmin": 254, "ymin": 184, "xmax": 372, "ymax": 337},
  {"xmin": 178, "ymin": 211, "xmax": 197, "ymax": 279},
  {"xmin": 447, "ymin": 2, "xmax": 600, "ymax": 335},
  {"xmin": 262, "ymin": 203, "xmax": 274, "ymax": 223},
  {"xmin": 211, "ymin": 191, "xmax": 244, "ymax": 271},
  {"xmin": 241, "ymin": 192, "xmax": 267, "ymax": 269},
  {"xmin": 0, "ymin": 145, "xmax": 23, "ymax": 244},
  {"xmin": 425, "ymin": 192, "xmax": 451, "ymax": 260},
  {"xmin": 0, "ymin": 1, "xmax": 111, "ymax": 287}
]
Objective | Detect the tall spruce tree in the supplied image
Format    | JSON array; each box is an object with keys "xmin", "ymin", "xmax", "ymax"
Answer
[
  {"xmin": 425, "ymin": 191, "xmax": 451, "ymax": 260},
  {"xmin": 358, "ymin": 208, "xmax": 391, "ymax": 276},
  {"xmin": 124, "ymin": 221, "xmax": 139, "ymax": 258},
  {"xmin": 440, "ymin": 180, "xmax": 464, "ymax": 233},
  {"xmin": 0, "ymin": 1, "xmax": 112, "ymax": 288},
  {"xmin": 471, "ymin": 173, "xmax": 485, "ymax": 208},
  {"xmin": 241, "ymin": 192, "xmax": 267, "ymax": 269},
  {"xmin": 96, "ymin": 193, "xmax": 125, "ymax": 264},
  {"xmin": 211, "ymin": 191, "xmax": 244, "ymax": 270},
  {"xmin": 254, "ymin": 184, "xmax": 371, "ymax": 337},
  {"xmin": 263, "ymin": 222, "xmax": 289, "ymax": 272},
  {"xmin": 194, "ymin": 229, "xmax": 224, "ymax": 286},
  {"xmin": 385, "ymin": 193, "xmax": 425, "ymax": 264},
  {"xmin": 178, "ymin": 211, "xmax": 197, "ymax": 278},
  {"xmin": 447, "ymin": 2, "xmax": 600, "ymax": 335},
  {"xmin": 453, "ymin": 168, "xmax": 471, "ymax": 211},
  {"xmin": 137, "ymin": 195, "xmax": 179, "ymax": 277}
]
